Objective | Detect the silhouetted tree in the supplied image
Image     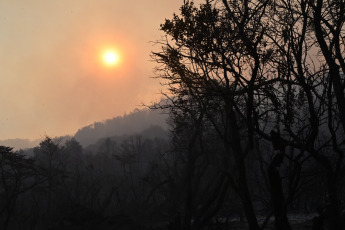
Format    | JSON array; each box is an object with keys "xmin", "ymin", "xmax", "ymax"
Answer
[
  {"xmin": 33, "ymin": 136, "xmax": 65, "ymax": 214},
  {"xmin": 153, "ymin": 0, "xmax": 345, "ymax": 229},
  {"xmin": 0, "ymin": 146, "xmax": 45, "ymax": 230}
]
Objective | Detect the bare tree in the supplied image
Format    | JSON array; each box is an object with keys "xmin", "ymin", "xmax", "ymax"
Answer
[
  {"xmin": 153, "ymin": 0, "xmax": 345, "ymax": 229},
  {"xmin": 0, "ymin": 146, "xmax": 45, "ymax": 230}
]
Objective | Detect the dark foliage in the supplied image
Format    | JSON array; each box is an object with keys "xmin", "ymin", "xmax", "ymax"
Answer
[{"xmin": 2, "ymin": 0, "xmax": 345, "ymax": 229}]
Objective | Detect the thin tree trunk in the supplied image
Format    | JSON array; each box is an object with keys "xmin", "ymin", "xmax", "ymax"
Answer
[
  {"xmin": 268, "ymin": 152, "xmax": 291, "ymax": 230},
  {"xmin": 237, "ymin": 160, "xmax": 260, "ymax": 230},
  {"xmin": 324, "ymin": 172, "xmax": 342, "ymax": 230}
]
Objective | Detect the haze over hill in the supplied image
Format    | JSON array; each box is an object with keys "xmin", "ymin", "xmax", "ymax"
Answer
[
  {"xmin": 0, "ymin": 108, "xmax": 168, "ymax": 150},
  {"xmin": 0, "ymin": 138, "xmax": 41, "ymax": 150},
  {"xmin": 74, "ymin": 108, "xmax": 168, "ymax": 147}
]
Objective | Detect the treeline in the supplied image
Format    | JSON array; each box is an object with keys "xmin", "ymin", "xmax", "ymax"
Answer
[
  {"xmin": 0, "ymin": 116, "xmax": 343, "ymax": 230},
  {"xmin": 149, "ymin": 0, "xmax": 345, "ymax": 229},
  {"xmin": 74, "ymin": 109, "xmax": 168, "ymax": 147},
  {"xmin": 0, "ymin": 134, "xmax": 170, "ymax": 230},
  {"xmin": 0, "ymin": 109, "xmax": 168, "ymax": 150},
  {"xmin": 1, "ymin": 0, "xmax": 345, "ymax": 229}
]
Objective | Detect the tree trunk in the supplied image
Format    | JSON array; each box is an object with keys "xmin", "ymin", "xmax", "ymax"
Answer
[
  {"xmin": 183, "ymin": 151, "xmax": 195, "ymax": 230},
  {"xmin": 323, "ymin": 172, "xmax": 342, "ymax": 230},
  {"xmin": 237, "ymin": 160, "xmax": 260, "ymax": 230},
  {"xmin": 268, "ymin": 152, "xmax": 291, "ymax": 230},
  {"xmin": 311, "ymin": 153, "xmax": 343, "ymax": 230}
]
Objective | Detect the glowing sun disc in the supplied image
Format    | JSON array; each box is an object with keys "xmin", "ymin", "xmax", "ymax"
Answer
[{"xmin": 103, "ymin": 51, "xmax": 119, "ymax": 65}]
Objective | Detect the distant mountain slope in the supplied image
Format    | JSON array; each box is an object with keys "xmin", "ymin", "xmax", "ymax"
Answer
[
  {"xmin": 74, "ymin": 108, "xmax": 168, "ymax": 147},
  {"xmin": 84, "ymin": 125, "xmax": 168, "ymax": 154},
  {"xmin": 0, "ymin": 108, "xmax": 168, "ymax": 150},
  {"xmin": 0, "ymin": 138, "xmax": 41, "ymax": 150}
]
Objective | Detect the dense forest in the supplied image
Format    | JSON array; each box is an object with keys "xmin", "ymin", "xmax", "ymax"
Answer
[{"xmin": 1, "ymin": 0, "xmax": 345, "ymax": 229}]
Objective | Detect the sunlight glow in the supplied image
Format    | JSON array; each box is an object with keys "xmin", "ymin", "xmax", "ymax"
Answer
[{"xmin": 103, "ymin": 51, "xmax": 119, "ymax": 66}]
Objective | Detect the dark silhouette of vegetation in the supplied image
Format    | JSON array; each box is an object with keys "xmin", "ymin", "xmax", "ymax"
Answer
[
  {"xmin": 1, "ymin": 0, "xmax": 345, "ymax": 229},
  {"xmin": 151, "ymin": 0, "xmax": 345, "ymax": 229},
  {"xmin": 0, "ymin": 146, "xmax": 46, "ymax": 230}
]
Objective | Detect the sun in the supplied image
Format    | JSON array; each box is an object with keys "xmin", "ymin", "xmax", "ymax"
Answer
[{"xmin": 102, "ymin": 50, "xmax": 119, "ymax": 66}]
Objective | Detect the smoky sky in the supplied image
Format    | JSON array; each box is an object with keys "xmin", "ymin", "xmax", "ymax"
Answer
[{"xmin": 0, "ymin": 0, "xmax": 183, "ymax": 140}]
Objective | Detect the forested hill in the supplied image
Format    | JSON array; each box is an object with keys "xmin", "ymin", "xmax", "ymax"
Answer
[
  {"xmin": 0, "ymin": 138, "xmax": 41, "ymax": 150},
  {"xmin": 74, "ymin": 108, "xmax": 168, "ymax": 147},
  {"xmin": 84, "ymin": 124, "xmax": 168, "ymax": 154},
  {"xmin": 0, "ymin": 108, "xmax": 168, "ymax": 150}
]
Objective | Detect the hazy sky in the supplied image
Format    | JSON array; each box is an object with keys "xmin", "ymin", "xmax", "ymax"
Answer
[{"xmin": 0, "ymin": 0, "xmax": 184, "ymax": 140}]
